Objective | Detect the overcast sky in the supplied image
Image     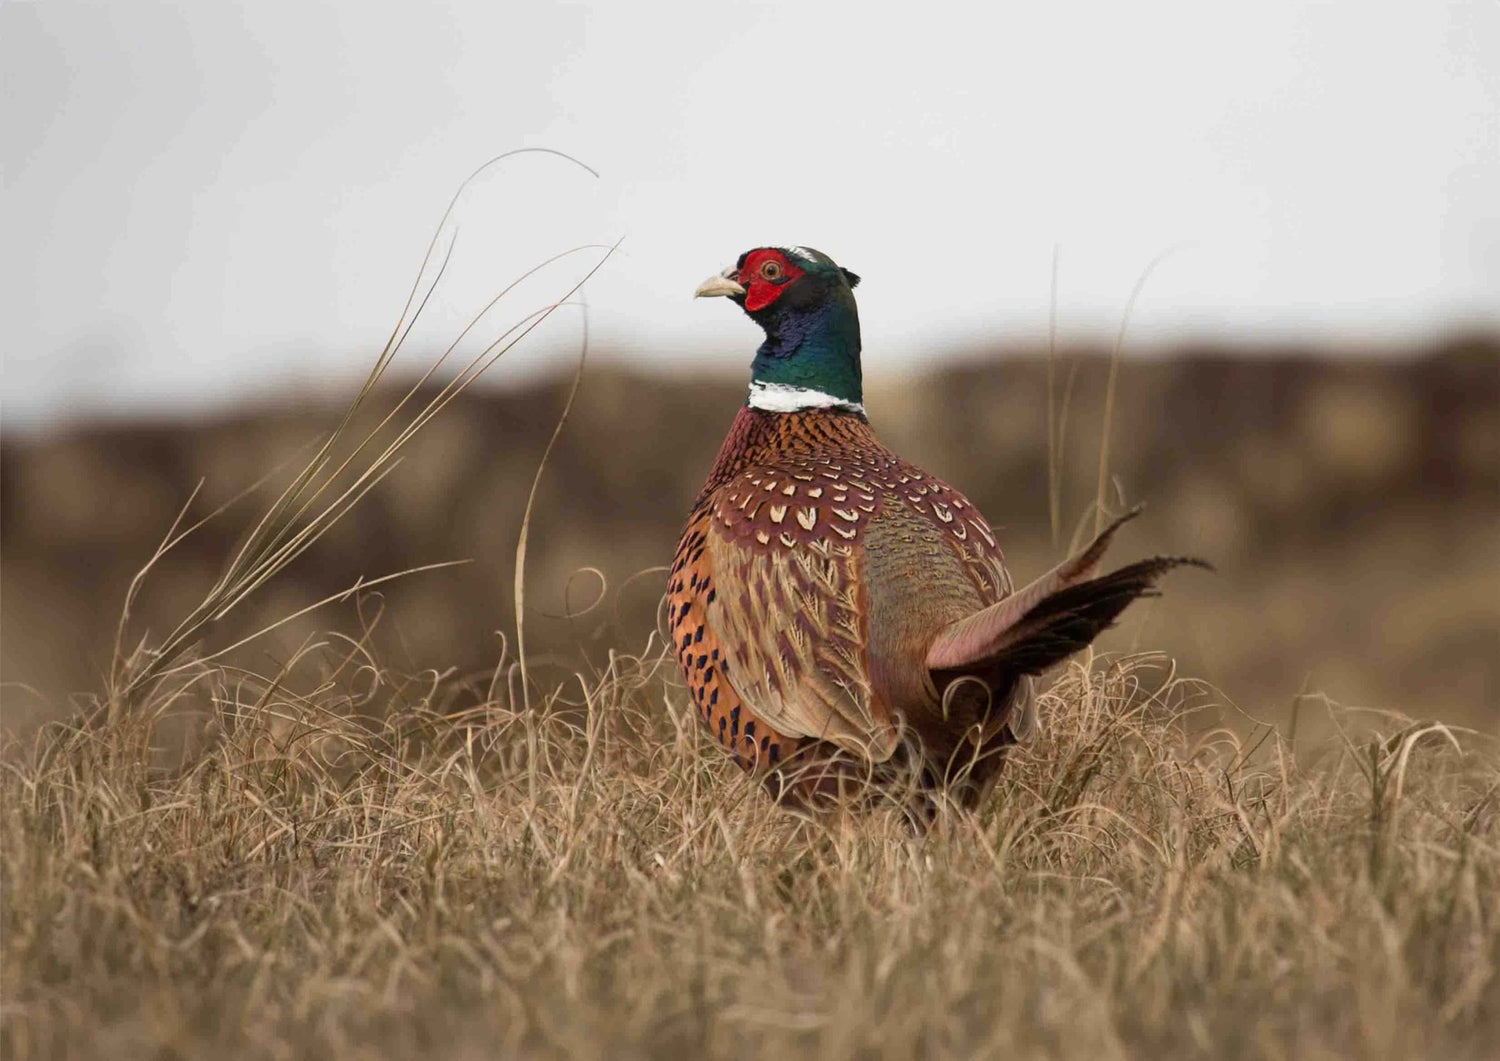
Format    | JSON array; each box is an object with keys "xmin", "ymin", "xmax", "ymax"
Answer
[{"xmin": 4, "ymin": 0, "xmax": 1497, "ymax": 426}]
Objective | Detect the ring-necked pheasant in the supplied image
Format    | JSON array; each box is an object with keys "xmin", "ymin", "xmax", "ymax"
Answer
[{"xmin": 670, "ymin": 246, "xmax": 1204, "ymax": 818}]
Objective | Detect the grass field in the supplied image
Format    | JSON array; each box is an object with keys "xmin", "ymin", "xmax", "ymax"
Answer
[{"xmin": 4, "ymin": 605, "xmax": 1499, "ymax": 1058}]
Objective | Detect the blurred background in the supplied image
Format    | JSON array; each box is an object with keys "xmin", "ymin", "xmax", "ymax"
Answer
[{"xmin": 3, "ymin": 1, "xmax": 1496, "ymax": 734}]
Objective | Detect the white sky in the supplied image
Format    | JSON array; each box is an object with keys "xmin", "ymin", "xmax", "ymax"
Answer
[{"xmin": 3, "ymin": 0, "xmax": 1497, "ymax": 426}]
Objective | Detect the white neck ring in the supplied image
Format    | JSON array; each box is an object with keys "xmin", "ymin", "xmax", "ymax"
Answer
[{"xmin": 747, "ymin": 380, "xmax": 865, "ymax": 415}]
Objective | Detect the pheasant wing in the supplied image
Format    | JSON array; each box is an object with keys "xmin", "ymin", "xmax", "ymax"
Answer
[{"xmin": 703, "ymin": 471, "xmax": 898, "ymax": 763}]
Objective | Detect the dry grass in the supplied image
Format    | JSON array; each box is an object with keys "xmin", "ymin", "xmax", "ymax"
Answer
[{"xmin": 3, "ymin": 629, "xmax": 1496, "ymax": 1059}]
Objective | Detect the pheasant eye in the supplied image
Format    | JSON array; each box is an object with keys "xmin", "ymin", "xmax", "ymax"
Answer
[{"xmin": 760, "ymin": 260, "xmax": 782, "ymax": 281}]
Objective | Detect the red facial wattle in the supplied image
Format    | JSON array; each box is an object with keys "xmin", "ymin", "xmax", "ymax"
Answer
[
  {"xmin": 743, "ymin": 283, "xmax": 781, "ymax": 313},
  {"xmin": 737, "ymin": 249, "xmax": 806, "ymax": 313}
]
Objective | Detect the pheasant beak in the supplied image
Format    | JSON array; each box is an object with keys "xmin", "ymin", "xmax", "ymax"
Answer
[{"xmin": 694, "ymin": 267, "xmax": 746, "ymax": 299}]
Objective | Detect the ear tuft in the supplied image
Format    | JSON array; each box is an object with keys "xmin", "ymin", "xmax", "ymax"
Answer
[{"xmin": 841, "ymin": 268, "xmax": 861, "ymax": 288}]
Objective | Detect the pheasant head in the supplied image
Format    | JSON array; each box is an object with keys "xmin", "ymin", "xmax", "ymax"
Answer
[{"xmin": 695, "ymin": 246, "xmax": 865, "ymax": 414}]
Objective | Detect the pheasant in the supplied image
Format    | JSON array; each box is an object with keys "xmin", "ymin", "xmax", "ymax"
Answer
[{"xmin": 670, "ymin": 246, "xmax": 1203, "ymax": 818}]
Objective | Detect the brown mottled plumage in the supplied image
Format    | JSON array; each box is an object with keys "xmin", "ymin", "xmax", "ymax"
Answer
[{"xmin": 672, "ymin": 246, "xmax": 1203, "ymax": 819}]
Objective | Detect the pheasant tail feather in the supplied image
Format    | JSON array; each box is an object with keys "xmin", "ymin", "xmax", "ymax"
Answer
[{"xmin": 927, "ymin": 508, "xmax": 1208, "ymax": 678}]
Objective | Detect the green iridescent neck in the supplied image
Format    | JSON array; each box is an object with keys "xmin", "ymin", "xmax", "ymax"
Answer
[{"xmin": 747, "ymin": 286, "xmax": 863, "ymax": 407}]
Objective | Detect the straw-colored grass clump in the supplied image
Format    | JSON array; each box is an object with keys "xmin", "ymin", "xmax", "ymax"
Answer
[{"xmin": 3, "ymin": 631, "xmax": 1496, "ymax": 1058}]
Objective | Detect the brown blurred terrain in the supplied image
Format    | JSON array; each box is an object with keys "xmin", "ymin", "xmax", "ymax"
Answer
[{"xmin": 3, "ymin": 334, "xmax": 1496, "ymax": 734}]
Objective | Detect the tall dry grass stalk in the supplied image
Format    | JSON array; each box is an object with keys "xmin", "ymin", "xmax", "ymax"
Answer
[{"xmin": 106, "ymin": 149, "xmax": 616, "ymax": 714}]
